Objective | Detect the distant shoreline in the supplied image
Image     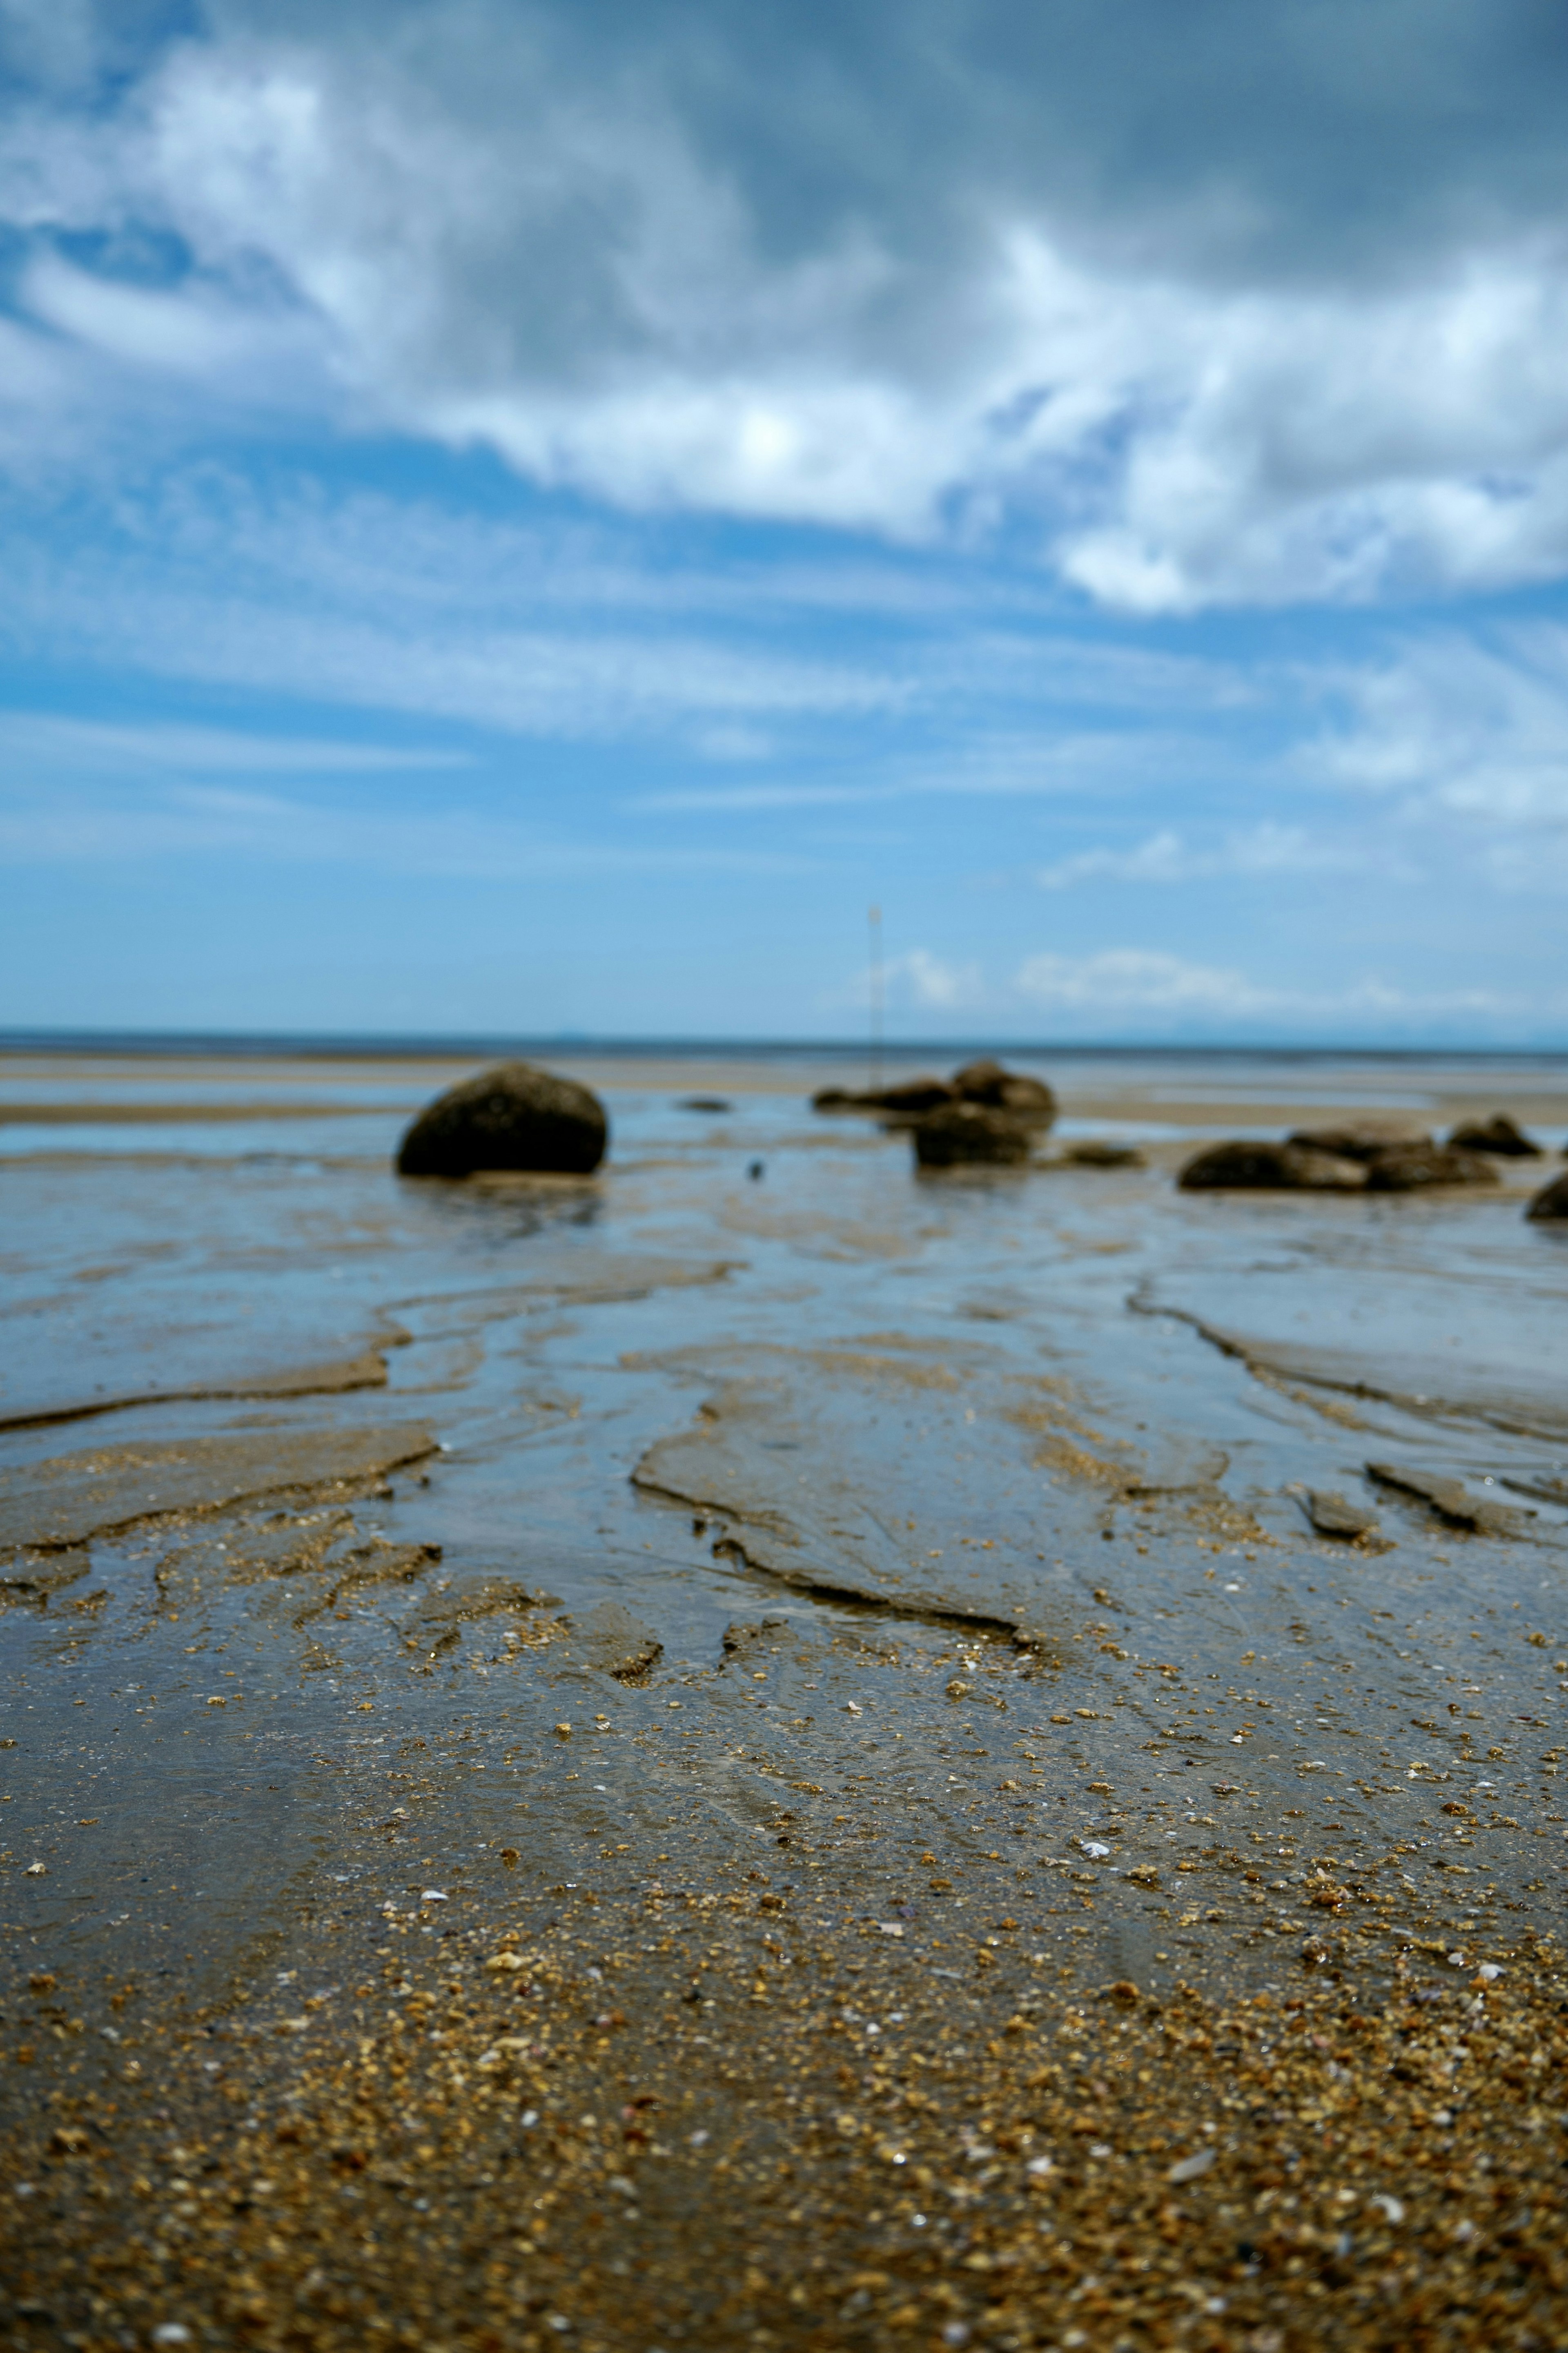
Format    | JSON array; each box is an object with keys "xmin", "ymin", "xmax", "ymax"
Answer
[{"xmin": 6, "ymin": 1028, "xmax": 1568, "ymax": 1066}]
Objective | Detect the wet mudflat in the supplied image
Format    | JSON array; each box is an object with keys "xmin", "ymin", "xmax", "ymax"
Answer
[{"xmin": 1, "ymin": 1050, "xmax": 1565, "ymax": 2352}]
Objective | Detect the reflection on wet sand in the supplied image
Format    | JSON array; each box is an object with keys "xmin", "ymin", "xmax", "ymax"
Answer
[{"xmin": 2, "ymin": 1048, "xmax": 1566, "ymax": 2348}]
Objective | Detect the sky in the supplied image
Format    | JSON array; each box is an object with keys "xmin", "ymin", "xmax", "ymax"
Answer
[{"xmin": 6, "ymin": 1, "xmax": 1568, "ymax": 1042}]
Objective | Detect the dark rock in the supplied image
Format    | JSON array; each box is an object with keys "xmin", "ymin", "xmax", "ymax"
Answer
[
  {"xmin": 875, "ymin": 1078, "xmax": 961, "ymax": 1117},
  {"xmin": 1447, "ymin": 1113, "xmax": 1542, "ymax": 1156},
  {"xmin": 1064, "ymin": 1140, "xmax": 1145, "ymax": 1168},
  {"xmin": 1526, "ymin": 1169, "xmax": 1568, "ymax": 1220},
  {"xmin": 951, "ymin": 1058, "xmax": 1057, "ymax": 1128},
  {"xmin": 811, "ymin": 1076, "xmax": 955, "ymax": 1117},
  {"xmin": 1367, "ymin": 1461, "xmax": 1529, "ymax": 1536},
  {"xmin": 1287, "ymin": 1119, "xmax": 1431, "ymax": 1160},
  {"xmin": 912, "ymin": 1101, "xmax": 1034, "ymax": 1167},
  {"xmin": 1178, "ymin": 1141, "xmax": 1365, "ymax": 1191},
  {"xmin": 1300, "ymin": 1488, "xmax": 1381, "ymax": 1540},
  {"xmin": 396, "ymin": 1061, "xmax": 606, "ymax": 1177},
  {"xmin": 680, "ymin": 1096, "xmax": 732, "ymax": 1113},
  {"xmin": 1363, "ymin": 1143, "xmax": 1499, "ymax": 1191}
]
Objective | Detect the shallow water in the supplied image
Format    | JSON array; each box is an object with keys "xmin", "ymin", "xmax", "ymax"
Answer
[{"xmin": 2, "ymin": 1046, "xmax": 1566, "ymax": 2018}]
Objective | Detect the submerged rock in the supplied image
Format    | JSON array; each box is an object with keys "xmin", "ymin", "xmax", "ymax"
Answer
[
  {"xmin": 1063, "ymin": 1140, "xmax": 1145, "ymax": 1167},
  {"xmin": 1526, "ymin": 1169, "xmax": 1568, "ymax": 1220},
  {"xmin": 1447, "ymin": 1113, "xmax": 1543, "ymax": 1156},
  {"xmin": 1287, "ymin": 1119, "xmax": 1431, "ymax": 1161},
  {"xmin": 912, "ymin": 1101, "xmax": 1034, "ymax": 1167},
  {"xmin": 1367, "ymin": 1460, "xmax": 1529, "ymax": 1535},
  {"xmin": 811, "ymin": 1076, "xmax": 954, "ymax": 1116},
  {"xmin": 951, "ymin": 1058, "xmax": 1057, "ymax": 1129},
  {"xmin": 1300, "ymin": 1488, "xmax": 1381, "ymax": 1541},
  {"xmin": 1178, "ymin": 1140, "xmax": 1365, "ymax": 1191},
  {"xmin": 396, "ymin": 1061, "xmax": 607, "ymax": 1177},
  {"xmin": 1363, "ymin": 1143, "xmax": 1499, "ymax": 1191}
]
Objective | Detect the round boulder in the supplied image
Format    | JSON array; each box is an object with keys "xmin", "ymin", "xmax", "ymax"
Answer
[
  {"xmin": 396, "ymin": 1061, "xmax": 607, "ymax": 1178},
  {"xmin": 1179, "ymin": 1141, "xmax": 1364, "ymax": 1191},
  {"xmin": 912, "ymin": 1102, "xmax": 1034, "ymax": 1168},
  {"xmin": 951, "ymin": 1057, "xmax": 1057, "ymax": 1129},
  {"xmin": 1526, "ymin": 1170, "xmax": 1568, "ymax": 1220}
]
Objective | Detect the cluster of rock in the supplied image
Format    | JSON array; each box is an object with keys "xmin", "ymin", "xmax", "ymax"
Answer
[
  {"xmin": 388, "ymin": 1063, "xmax": 1568, "ymax": 1214},
  {"xmin": 396, "ymin": 1061, "xmax": 608, "ymax": 1178},
  {"xmin": 813, "ymin": 1058, "xmax": 1058, "ymax": 1168},
  {"xmin": 1181, "ymin": 1110, "xmax": 1568, "ymax": 1215},
  {"xmin": 814, "ymin": 1057, "xmax": 1056, "ymax": 1125}
]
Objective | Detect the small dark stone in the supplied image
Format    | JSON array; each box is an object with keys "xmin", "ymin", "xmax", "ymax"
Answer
[
  {"xmin": 951, "ymin": 1058, "xmax": 1057, "ymax": 1128},
  {"xmin": 1363, "ymin": 1143, "xmax": 1499, "ymax": 1191},
  {"xmin": 912, "ymin": 1101, "xmax": 1034, "ymax": 1167},
  {"xmin": 1527, "ymin": 1170, "xmax": 1568, "ymax": 1220},
  {"xmin": 1301, "ymin": 1489, "xmax": 1380, "ymax": 1540},
  {"xmin": 396, "ymin": 1061, "xmax": 607, "ymax": 1177},
  {"xmin": 1447, "ymin": 1113, "xmax": 1542, "ymax": 1156},
  {"xmin": 680, "ymin": 1096, "xmax": 732, "ymax": 1113},
  {"xmin": 1287, "ymin": 1119, "xmax": 1431, "ymax": 1161},
  {"xmin": 1178, "ymin": 1140, "xmax": 1364, "ymax": 1191},
  {"xmin": 1064, "ymin": 1140, "xmax": 1145, "ymax": 1168}
]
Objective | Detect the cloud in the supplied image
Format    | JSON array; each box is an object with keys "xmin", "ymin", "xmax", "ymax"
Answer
[
  {"xmin": 0, "ymin": 710, "xmax": 470, "ymax": 774},
  {"xmin": 887, "ymin": 949, "xmax": 984, "ymax": 1012},
  {"xmin": 10, "ymin": 4, "xmax": 1568, "ymax": 603},
  {"xmin": 1033, "ymin": 823, "xmax": 1367, "ymax": 889},
  {"xmin": 0, "ymin": 774, "xmax": 811, "ymax": 874},
  {"xmin": 1315, "ymin": 624, "xmax": 1568, "ymax": 826},
  {"xmin": 1010, "ymin": 948, "xmax": 1515, "ymax": 1028}
]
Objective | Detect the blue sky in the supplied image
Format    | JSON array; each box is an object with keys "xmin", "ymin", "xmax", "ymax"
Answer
[{"xmin": 6, "ymin": 0, "xmax": 1568, "ymax": 1042}]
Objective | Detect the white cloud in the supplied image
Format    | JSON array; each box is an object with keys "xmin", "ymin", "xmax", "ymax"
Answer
[
  {"xmin": 1316, "ymin": 625, "xmax": 1568, "ymax": 827},
  {"xmin": 1011, "ymin": 948, "xmax": 1512, "ymax": 1024},
  {"xmin": 1033, "ymin": 823, "xmax": 1367, "ymax": 889},
  {"xmin": 0, "ymin": 710, "xmax": 470, "ymax": 774},
  {"xmin": 0, "ymin": 777, "xmax": 811, "ymax": 875},
  {"xmin": 9, "ymin": 6, "xmax": 1568, "ymax": 604},
  {"xmin": 888, "ymin": 949, "xmax": 985, "ymax": 1012}
]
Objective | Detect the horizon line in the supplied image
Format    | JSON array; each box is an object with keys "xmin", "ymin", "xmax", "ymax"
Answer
[{"xmin": 4, "ymin": 1027, "xmax": 1568, "ymax": 1064}]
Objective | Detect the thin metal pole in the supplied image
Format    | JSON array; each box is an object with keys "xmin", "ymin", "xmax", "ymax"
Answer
[{"xmin": 869, "ymin": 903, "xmax": 883, "ymax": 1093}]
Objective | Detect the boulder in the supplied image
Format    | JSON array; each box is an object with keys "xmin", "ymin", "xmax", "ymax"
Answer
[
  {"xmin": 1447, "ymin": 1113, "xmax": 1542, "ymax": 1156},
  {"xmin": 1363, "ymin": 1143, "xmax": 1499, "ymax": 1192},
  {"xmin": 1287, "ymin": 1119, "xmax": 1431, "ymax": 1161},
  {"xmin": 912, "ymin": 1101, "xmax": 1034, "ymax": 1168},
  {"xmin": 951, "ymin": 1058, "xmax": 1057, "ymax": 1129},
  {"xmin": 1178, "ymin": 1140, "xmax": 1365, "ymax": 1191},
  {"xmin": 396, "ymin": 1061, "xmax": 607, "ymax": 1178},
  {"xmin": 1526, "ymin": 1170, "xmax": 1568, "ymax": 1221}
]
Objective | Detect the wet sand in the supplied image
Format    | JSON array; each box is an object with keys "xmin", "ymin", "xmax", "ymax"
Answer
[{"xmin": 1, "ymin": 1048, "xmax": 1565, "ymax": 2350}]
